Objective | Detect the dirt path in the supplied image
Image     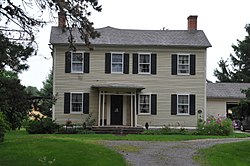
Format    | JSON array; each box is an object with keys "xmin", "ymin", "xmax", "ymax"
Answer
[{"xmin": 103, "ymin": 137, "xmax": 250, "ymax": 166}]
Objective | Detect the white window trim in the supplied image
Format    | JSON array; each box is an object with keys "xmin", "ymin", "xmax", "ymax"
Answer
[
  {"xmin": 138, "ymin": 93, "xmax": 151, "ymax": 115},
  {"xmin": 71, "ymin": 51, "xmax": 84, "ymax": 73},
  {"xmin": 70, "ymin": 92, "xmax": 83, "ymax": 114},
  {"xmin": 177, "ymin": 54, "xmax": 190, "ymax": 75},
  {"xmin": 177, "ymin": 94, "xmax": 189, "ymax": 115},
  {"xmin": 111, "ymin": 52, "xmax": 124, "ymax": 74},
  {"xmin": 138, "ymin": 53, "xmax": 151, "ymax": 74}
]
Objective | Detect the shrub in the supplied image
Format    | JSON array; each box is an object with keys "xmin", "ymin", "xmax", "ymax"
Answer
[
  {"xmin": 196, "ymin": 115, "xmax": 233, "ymax": 136},
  {"xmin": 0, "ymin": 112, "xmax": 10, "ymax": 142},
  {"xmin": 143, "ymin": 126, "xmax": 187, "ymax": 135},
  {"xmin": 25, "ymin": 117, "xmax": 59, "ymax": 134}
]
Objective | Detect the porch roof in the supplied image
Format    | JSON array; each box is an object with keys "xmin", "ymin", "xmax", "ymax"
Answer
[{"xmin": 91, "ymin": 83, "xmax": 145, "ymax": 90}]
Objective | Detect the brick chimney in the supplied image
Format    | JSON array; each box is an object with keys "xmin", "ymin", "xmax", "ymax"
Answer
[
  {"xmin": 187, "ymin": 15, "xmax": 198, "ymax": 31},
  {"xmin": 58, "ymin": 11, "xmax": 66, "ymax": 28}
]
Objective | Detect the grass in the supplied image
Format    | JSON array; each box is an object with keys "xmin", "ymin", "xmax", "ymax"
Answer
[
  {"xmin": 0, "ymin": 130, "xmax": 249, "ymax": 166},
  {"xmin": 195, "ymin": 141, "xmax": 250, "ymax": 166},
  {"xmin": 0, "ymin": 131, "xmax": 127, "ymax": 166}
]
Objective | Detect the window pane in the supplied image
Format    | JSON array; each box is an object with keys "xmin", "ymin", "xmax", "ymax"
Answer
[
  {"xmin": 112, "ymin": 64, "xmax": 122, "ymax": 72},
  {"xmin": 112, "ymin": 54, "xmax": 122, "ymax": 62},
  {"xmin": 72, "ymin": 63, "xmax": 83, "ymax": 72},
  {"xmin": 72, "ymin": 103, "xmax": 82, "ymax": 112},
  {"xmin": 178, "ymin": 105, "xmax": 188, "ymax": 113},
  {"xmin": 139, "ymin": 64, "xmax": 150, "ymax": 73},
  {"xmin": 179, "ymin": 55, "xmax": 189, "ymax": 64},
  {"xmin": 72, "ymin": 94, "xmax": 82, "ymax": 102},
  {"xmin": 178, "ymin": 95, "xmax": 188, "ymax": 104},
  {"xmin": 72, "ymin": 53, "xmax": 83, "ymax": 62},
  {"xmin": 140, "ymin": 54, "xmax": 150, "ymax": 63}
]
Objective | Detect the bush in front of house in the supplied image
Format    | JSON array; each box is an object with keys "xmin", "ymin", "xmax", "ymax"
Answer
[
  {"xmin": 0, "ymin": 112, "xmax": 10, "ymax": 142},
  {"xmin": 196, "ymin": 115, "xmax": 233, "ymax": 136},
  {"xmin": 25, "ymin": 117, "xmax": 59, "ymax": 134},
  {"xmin": 143, "ymin": 126, "xmax": 187, "ymax": 135}
]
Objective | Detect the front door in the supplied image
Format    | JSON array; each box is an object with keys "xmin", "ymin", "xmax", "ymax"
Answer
[{"xmin": 111, "ymin": 95, "xmax": 123, "ymax": 125}]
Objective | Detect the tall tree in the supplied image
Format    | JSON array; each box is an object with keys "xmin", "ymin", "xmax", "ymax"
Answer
[
  {"xmin": 0, "ymin": 71, "xmax": 32, "ymax": 130},
  {"xmin": 38, "ymin": 70, "xmax": 54, "ymax": 117},
  {"xmin": 214, "ymin": 24, "xmax": 250, "ymax": 82},
  {"xmin": 0, "ymin": 32, "xmax": 34, "ymax": 73},
  {"xmin": 0, "ymin": 0, "xmax": 102, "ymax": 49}
]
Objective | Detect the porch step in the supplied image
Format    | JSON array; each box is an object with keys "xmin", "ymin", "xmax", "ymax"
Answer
[{"xmin": 91, "ymin": 126, "xmax": 144, "ymax": 134}]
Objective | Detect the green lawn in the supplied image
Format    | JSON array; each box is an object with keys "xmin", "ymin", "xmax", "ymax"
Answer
[
  {"xmin": 0, "ymin": 131, "xmax": 249, "ymax": 166},
  {"xmin": 195, "ymin": 141, "xmax": 250, "ymax": 166}
]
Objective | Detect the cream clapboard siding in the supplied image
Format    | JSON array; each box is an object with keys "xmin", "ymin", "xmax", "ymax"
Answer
[
  {"xmin": 53, "ymin": 45, "xmax": 207, "ymax": 127},
  {"xmin": 207, "ymin": 98, "xmax": 240, "ymax": 117}
]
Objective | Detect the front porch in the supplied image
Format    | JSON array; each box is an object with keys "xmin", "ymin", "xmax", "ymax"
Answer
[
  {"xmin": 92, "ymin": 126, "xmax": 144, "ymax": 134},
  {"xmin": 91, "ymin": 83, "xmax": 145, "ymax": 127}
]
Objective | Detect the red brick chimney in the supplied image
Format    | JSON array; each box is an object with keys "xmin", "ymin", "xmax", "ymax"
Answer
[
  {"xmin": 58, "ymin": 11, "xmax": 66, "ymax": 28},
  {"xmin": 187, "ymin": 15, "xmax": 198, "ymax": 31},
  {"xmin": 57, "ymin": 0, "xmax": 66, "ymax": 28}
]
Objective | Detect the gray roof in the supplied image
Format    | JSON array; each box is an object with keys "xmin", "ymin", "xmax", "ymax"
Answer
[
  {"xmin": 50, "ymin": 26, "xmax": 211, "ymax": 48},
  {"xmin": 207, "ymin": 83, "xmax": 250, "ymax": 99},
  {"xmin": 91, "ymin": 83, "xmax": 145, "ymax": 90}
]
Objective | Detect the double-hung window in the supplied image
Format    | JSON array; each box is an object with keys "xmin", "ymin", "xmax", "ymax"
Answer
[
  {"xmin": 111, "ymin": 53, "xmax": 123, "ymax": 73},
  {"xmin": 139, "ymin": 54, "xmax": 151, "ymax": 74},
  {"xmin": 71, "ymin": 52, "xmax": 84, "ymax": 73},
  {"xmin": 71, "ymin": 93, "xmax": 83, "ymax": 113},
  {"xmin": 139, "ymin": 94, "xmax": 150, "ymax": 114},
  {"xmin": 177, "ymin": 95, "xmax": 189, "ymax": 115},
  {"xmin": 64, "ymin": 92, "xmax": 89, "ymax": 114},
  {"xmin": 178, "ymin": 54, "xmax": 189, "ymax": 74}
]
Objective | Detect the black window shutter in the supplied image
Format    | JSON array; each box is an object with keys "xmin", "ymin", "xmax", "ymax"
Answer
[
  {"xmin": 83, "ymin": 93, "xmax": 89, "ymax": 114},
  {"xmin": 64, "ymin": 93, "xmax": 70, "ymax": 114},
  {"xmin": 151, "ymin": 94, "xmax": 157, "ymax": 115},
  {"xmin": 132, "ymin": 53, "xmax": 138, "ymax": 74},
  {"xmin": 124, "ymin": 53, "xmax": 129, "ymax": 74},
  {"xmin": 65, "ymin": 52, "xmax": 71, "ymax": 73},
  {"xmin": 189, "ymin": 94, "xmax": 196, "ymax": 115},
  {"xmin": 190, "ymin": 54, "xmax": 196, "ymax": 75},
  {"xmin": 151, "ymin": 53, "xmax": 157, "ymax": 75},
  {"xmin": 105, "ymin": 53, "xmax": 111, "ymax": 73},
  {"xmin": 171, "ymin": 54, "xmax": 177, "ymax": 75},
  {"xmin": 84, "ymin": 52, "xmax": 90, "ymax": 73},
  {"xmin": 171, "ymin": 94, "xmax": 177, "ymax": 115}
]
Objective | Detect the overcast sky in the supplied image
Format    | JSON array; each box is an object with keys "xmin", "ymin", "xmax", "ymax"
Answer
[{"xmin": 18, "ymin": 0, "xmax": 250, "ymax": 89}]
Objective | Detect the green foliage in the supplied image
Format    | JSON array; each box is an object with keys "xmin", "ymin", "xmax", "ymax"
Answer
[
  {"xmin": 0, "ymin": 32, "xmax": 35, "ymax": 72},
  {"xmin": 84, "ymin": 112, "xmax": 96, "ymax": 128},
  {"xmin": 196, "ymin": 115, "xmax": 234, "ymax": 136},
  {"xmin": 37, "ymin": 71, "xmax": 54, "ymax": 117},
  {"xmin": 214, "ymin": 24, "xmax": 250, "ymax": 82},
  {"xmin": 0, "ymin": 0, "xmax": 102, "ymax": 50},
  {"xmin": 0, "ymin": 112, "xmax": 10, "ymax": 142},
  {"xmin": 143, "ymin": 126, "xmax": 187, "ymax": 135},
  {"xmin": 25, "ymin": 117, "xmax": 58, "ymax": 134},
  {"xmin": 0, "ymin": 71, "xmax": 32, "ymax": 130}
]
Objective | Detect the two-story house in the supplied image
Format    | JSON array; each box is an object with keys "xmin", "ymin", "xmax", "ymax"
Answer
[{"xmin": 50, "ymin": 15, "xmax": 211, "ymax": 128}]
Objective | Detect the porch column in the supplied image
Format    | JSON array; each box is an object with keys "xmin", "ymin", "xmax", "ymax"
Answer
[
  {"xmin": 98, "ymin": 91, "xmax": 101, "ymax": 126},
  {"xmin": 102, "ymin": 92, "xmax": 105, "ymax": 126},
  {"xmin": 130, "ymin": 92, "xmax": 133, "ymax": 127},
  {"xmin": 134, "ymin": 93, "xmax": 137, "ymax": 126}
]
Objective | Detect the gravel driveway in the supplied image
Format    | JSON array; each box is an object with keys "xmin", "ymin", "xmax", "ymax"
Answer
[{"xmin": 103, "ymin": 137, "xmax": 250, "ymax": 166}]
